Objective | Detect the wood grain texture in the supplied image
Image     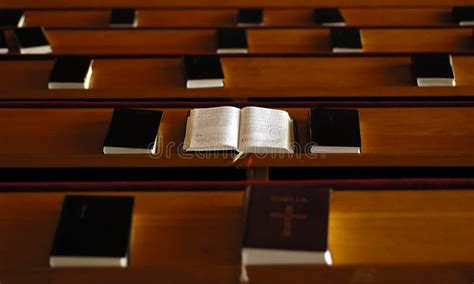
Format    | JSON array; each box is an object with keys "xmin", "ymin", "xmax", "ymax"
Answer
[
  {"xmin": 0, "ymin": 0, "xmax": 472, "ymax": 8},
  {"xmin": 0, "ymin": 190, "xmax": 472, "ymax": 284},
  {"xmin": 19, "ymin": 8, "xmax": 459, "ymax": 28},
  {"xmin": 1, "ymin": 56, "xmax": 474, "ymax": 100},
  {"xmin": 2, "ymin": 28, "xmax": 474, "ymax": 55},
  {"xmin": 0, "ymin": 107, "xmax": 472, "ymax": 168}
]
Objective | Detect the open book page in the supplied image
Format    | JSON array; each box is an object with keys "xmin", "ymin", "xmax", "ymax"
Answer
[
  {"xmin": 184, "ymin": 106, "xmax": 241, "ymax": 151},
  {"xmin": 238, "ymin": 107, "xmax": 294, "ymax": 153}
]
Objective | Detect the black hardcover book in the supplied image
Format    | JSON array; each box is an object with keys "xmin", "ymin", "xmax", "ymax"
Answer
[
  {"xmin": 237, "ymin": 8, "xmax": 263, "ymax": 26},
  {"xmin": 330, "ymin": 27, "xmax": 362, "ymax": 52},
  {"xmin": 50, "ymin": 195, "xmax": 134, "ymax": 267},
  {"xmin": 48, "ymin": 57, "xmax": 94, "ymax": 89},
  {"xmin": 216, "ymin": 28, "xmax": 248, "ymax": 54},
  {"xmin": 241, "ymin": 184, "xmax": 331, "ymax": 281},
  {"xmin": 0, "ymin": 9, "xmax": 25, "ymax": 27},
  {"xmin": 13, "ymin": 27, "xmax": 51, "ymax": 54},
  {"xmin": 182, "ymin": 55, "xmax": 224, "ymax": 88},
  {"xmin": 411, "ymin": 53, "xmax": 455, "ymax": 87},
  {"xmin": 110, "ymin": 8, "xmax": 137, "ymax": 27},
  {"xmin": 309, "ymin": 108, "xmax": 361, "ymax": 153},
  {"xmin": 313, "ymin": 8, "xmax": 345, "ymax": 26},
  {"xmin": 452, "ymin": 6, "xmax": 474, "ymax": 25},
  {"xmin": 103, "ymin": 108, "xmax": 163, "ymax": 154},
  {"xmin": 0, "ymin": 31, "xmax": 7, "ymax": 54}
]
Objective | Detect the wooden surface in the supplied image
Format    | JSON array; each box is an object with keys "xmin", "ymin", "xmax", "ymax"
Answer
[
  {"xmin": 0, "ymin": 107, "xmax": 472, "ymax": 168},
  {"xmin": 0, "ymin": 1, "xmax": 472, "ymax": 8},
  {"xmin": 0, "ymin": 190, "xmax": 472, "ymax": 284},
  {"xmin": 16, "ymin": 8, "xmax": 460, "ymax": 28},
  {"xmin": 2, "ymin": 28, "xmax": 474, "ymax": 55},
  {"xmin": 2, "ymin": 56, "xmax": 474, "ymax": 100}
]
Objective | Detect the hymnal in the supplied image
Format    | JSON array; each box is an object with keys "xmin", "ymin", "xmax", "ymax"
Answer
[
  {"xmin": 0, "ymin": 31, "xmax": 7, "ymax": 54},
  {"xmin": 313, "ymin": 8, "xmax": 345, "ymax": 26},
  {"xmin": 309, "ymin": 108, "xmax": 361, "ymax": 154},
  {"xmin": 13, "ymin": 27, "xmax": 51, "ymax": 54},
  {"xmin": 0, "ymin": 9, "xmax": 25, "ymax": 27},
  {"xmin": 216, "ymin": 28, "xmax": 248, "ymax": 54},
  {"xmin": 182, "ymin": 55, "xmax": 224, "ymax": 89},
  {"xmin": 103, "ymin": 108, "xmax": 163, "ymax": 154},
  {"xmin": 330, "ymin": 27, "xmax": 363, "ymax": 53},
  {"xmin": 452, "ymin": 6, "xmax": 474, "ymax": 26},
  {"xmin": 183, "ymin": 106, "xmax": 294, "ymax": 154},
  {"xmin": 241, "ymin": 185, "xmax": 331, "ymax": 282},
  {"xmin": 110, "ymin": 8, "xmax": 138, "ymax": 27},
  {"xmin": 50, "ymin": 195, "xmax": 134, "ymax": 267},
  {"xmin": 48, "ymin": 57, "xmax": 94, "ymax": 89},
  {"xmin": 237, "ymin": 8, "xmax": 263, "ymax": 26},
  {"xmin": 411, "ymin": 53, "xmax": 455, "ymax": 87}
]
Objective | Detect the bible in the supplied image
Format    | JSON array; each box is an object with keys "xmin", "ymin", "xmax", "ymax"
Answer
[
  {"xmin": 216, "ymin": 28, "xmax": 248, "ymax": 54},
  {"xmin": 241, "ymin": 185, "xmax": 332, "ymax": 282},
  {"xmin": 13, "ymin": 27, "xmax": 51, "ymax": 54},
  {"xmin": 49, "ymin": 195, "xmax": 134, "ymax": 267},
  {"xmin": 183, "ymin": 106, "xmax": 295, "ymax": 154},
  {"xmin": 182, "ymin": 55, "xmax": 224, "ymax": 89},
  {"xmin": 48, "ymin": 57, "xmax": 94, "ymax": 89},
  {"xmin": 0, "ymin": 9, "xmax": 25, "ymax": 27},
  {"xmin": 0, "ymin": 31, "xmax": 7, "ymax": 54},
  {"xmin": 411, "ymin": 53, "xmax": 455, "ymax": 87},
  {"xmin": 309, "ymin": 108, "xmax": 361, "ymax": 154},
  {"xmin": 330, "ymin": 27, "xmax": 363, "ymax": 53},
  {"xmin": 313, "ymin": 8, "xmax": 346, "ymax": 26},
  {"xmin": 452, "ymin": 6, "xmax": 474, "ymax": 26},
  {"xmin": 110, "ymin": 8, "xmax": 138, "ymax": 27},
  {"xmin": 237, "ymin": 8, "xmax": 264, "ymax": 26}
]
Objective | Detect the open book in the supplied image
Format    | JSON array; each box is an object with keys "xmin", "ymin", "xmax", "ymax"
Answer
[{"xmin": 183, "ymin": 106, "xmax": 295, "ymax": 154}]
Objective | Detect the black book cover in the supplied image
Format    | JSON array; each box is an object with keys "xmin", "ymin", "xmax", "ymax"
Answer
[
  {"xmin": 0, "ymin": 9, "xmax": 24, "ymax": 26},
  {"xmin": 411, "ymin": 53, "xmax": 454, "ymax": 79},
  {"xmin": 110, "ymin": 8, "xmax": 137, "ymax": 25},
  {"xmin": 0, "ymin": 31, "xmax": 6, "ymax": 50},
  {"xmin": 238, "ymin": 8, "xmax": 263, "ymax": 25},
  {"xmin": 309, "ymin": 108, "xmax": 361, "ymax": 148},
  {"xmin": 49, "ymin": 57, "xmax": 92, "ymax": 83},
  {"xmin": 452, "ymin": 6, "xmax": 474, "ymax": 23},
  {"xmin": 243, "ymin": 184, "xmax": 330, "ymax": 251},
  {"xmin": 182, "ymin": 55, "xmax": 224, "ymax": 80},
  {"xmin": 330, "ymin": 27, "xmax": 362, "ymax": 49},
  {"xmin": 13, "ymin": 27, "xmax": 49, "ymax": 48},
  {"xmin": 103, "ymin": 108, "xmax": 163, "ymax": 149},
  {"xmin": 216, "ymin": 28, "xmax": 248, "ymax": 50},
  {"xmin": 313, "ymin": 8, "xmax": 345, "ymax": 25},
  {"xmin": 50, "ymin": 195, "xmax": 134, "ymax": 258}
]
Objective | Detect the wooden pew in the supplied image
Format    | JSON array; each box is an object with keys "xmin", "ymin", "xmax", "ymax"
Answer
[
  {"xmin": 1, "ymin": 56, "xmax": 474, "ymax": 101},
  {"xmin": 0, "ymin": 107, "xmax": 471, "ymax": 168},
  {"xmin": 14, "ymin": 8, "xmax": 462, "ymax": 28},
  {"xmin": 0, "ymin": 189, "xmax": 472, "ymax": 284},
  {"xmin": 2, "ymin": 28, "xmax": 474, "ymax": 55}
]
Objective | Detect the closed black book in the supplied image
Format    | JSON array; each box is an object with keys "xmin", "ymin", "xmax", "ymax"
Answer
[
  {"xmin": 0, "ymin": 9, "xmax": 25, "ymax": 27},
  {"xmin": 452, "ymin": 6, "xmax": 474, "ymax": 26},
  {"xmin": 182, "ymin": 55, "xmax": 224, "ymax": 89},
  {"xmin": 411, "ymin": 53, "xmax": 455, "ymax": 87},
  {"xmin": 0, "ymin": 31, "xmax": 7, "ymax": 54},
  {"xmin": 50, "ymin": 195, "xmax": 134, "ymax": 267},
  {"xmin": 48, "ymin": 57, "xmax": 94, "ymax": 89},
  {"xmin": 216, "ymin": 28, "xmax": 248, "ymax": 54},
  {"xmin": 241, "ymin": 185, "xmax": 331, "ymax": 281},
  {"xmin": 110, "ymin": 8, "xmax": 137, "ymax": 27},
  {"xmin": 237, "ymin": 8, "xmax": 263, "ymax": 26},
  {"xmin": 103, "ymin": 108, "xmax": 163, "ymax": 154},
  {"xmin": 313, "ymin": 8, "xmax": 345, "ymax": 26},
  {"xmin": 309, "ymin": 108, "xmax": 361, "ymax": 153},
  {"xmin": 13, "ymin": 27, "xmax": 51, "ymax": 54},
  {"xmin": 330, "ymin": 27, "xmax": 362, "ymax": 53}
]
